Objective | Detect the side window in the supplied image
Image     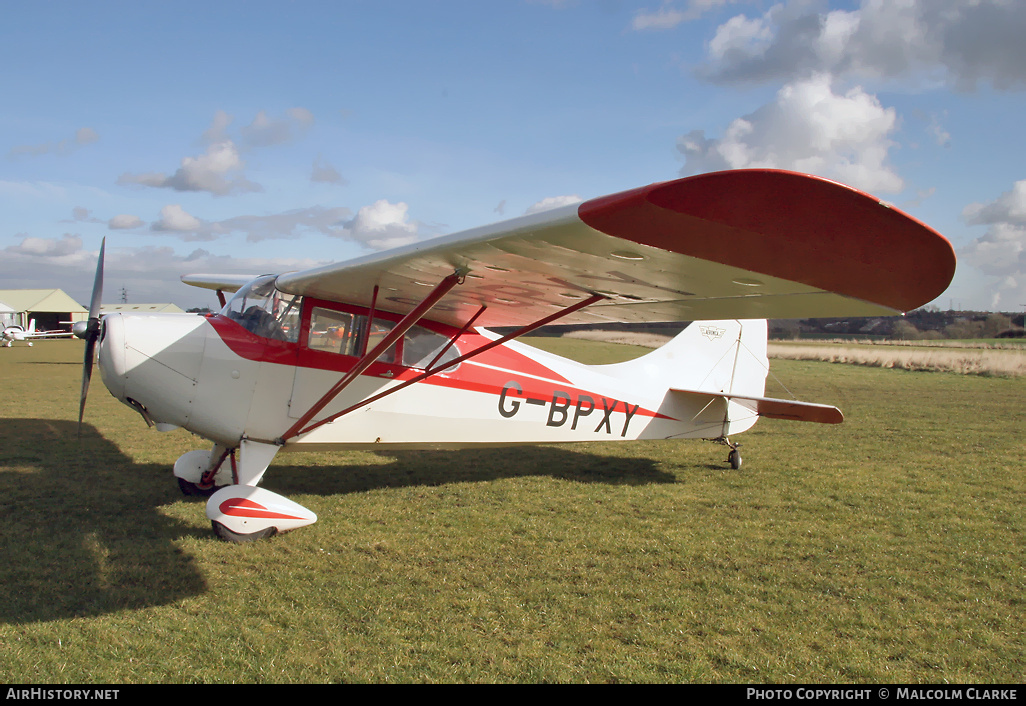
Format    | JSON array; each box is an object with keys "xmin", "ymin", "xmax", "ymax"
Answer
[
  {"xmin": 306, "ymin": 307, "xmax": 397, "ymax": 363},
  {"xmin": 304, "ymin": 307, "xmax": 457, "ymax": 370},
  {"xmin": 367, "ymin": 320, "xmax": 397, "ymax": 364},
  {"xmin": 403, "ymin": 325, "xmax": 460, "ymax": 371},
  {"xmin": 308, "ymin": 308, "xmax": 361, "ymax": 356}
]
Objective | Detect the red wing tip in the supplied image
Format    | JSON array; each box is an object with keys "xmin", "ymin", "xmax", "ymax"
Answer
[{"xmin": 579, "ymin": 170, "xmax": 956, "ymax": 313}]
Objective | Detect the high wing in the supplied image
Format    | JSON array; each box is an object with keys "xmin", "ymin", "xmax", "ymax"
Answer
[
  {"xmin": 180, "ymin": 274, "xmax": 262, "ymax": 294},
  {"xmin": 190, "ymin": 170, "xmax": 957, "ymax": 328}
]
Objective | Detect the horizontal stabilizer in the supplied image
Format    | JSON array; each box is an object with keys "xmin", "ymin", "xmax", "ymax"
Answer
[{"xmin": 670, "ymin": 388, "xmax": 843, "ymax": 425}]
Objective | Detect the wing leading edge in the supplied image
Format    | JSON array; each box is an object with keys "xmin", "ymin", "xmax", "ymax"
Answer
[{"xmin": 193, "ymin": 170, "xmax": 956, "ymax": 329}]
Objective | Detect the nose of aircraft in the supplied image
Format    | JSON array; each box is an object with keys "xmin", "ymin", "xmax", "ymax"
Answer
[
  {"xmin": 97, "ymin": 313, "xmax": 126, "ymax": 401},
  {"xmin": 97, "ymin": 313, "xmax": 208, "ymax": 427}
]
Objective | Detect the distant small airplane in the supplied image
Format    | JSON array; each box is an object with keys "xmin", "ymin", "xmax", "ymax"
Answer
[
  {"xmin": 2, "ymin": 320, "xmax": 75, "ymax": 347},
  {"xmin": 74, "ymin": 170, "xmax": 956, "ymax": 543}
]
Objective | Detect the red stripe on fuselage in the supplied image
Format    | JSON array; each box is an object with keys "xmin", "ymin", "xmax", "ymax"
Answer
[{"xmin": 204, "ymin": 314, "xmax": 671, "ymax": 424}]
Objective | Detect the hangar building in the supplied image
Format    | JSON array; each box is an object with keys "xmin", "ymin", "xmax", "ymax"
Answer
[{"xmin": 0, "ymin": 289, "xmax": 88, "ymax": 332}]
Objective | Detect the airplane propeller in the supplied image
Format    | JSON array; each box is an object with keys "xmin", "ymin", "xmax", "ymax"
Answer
[{"xmin": 75, "ymin": 238, "xmax": 105, "ymax": 435}]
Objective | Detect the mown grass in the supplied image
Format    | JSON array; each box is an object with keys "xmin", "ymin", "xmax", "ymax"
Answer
[{"xmin": 0, "ymin": 339, "xmax": 1022, "ymax": 683}]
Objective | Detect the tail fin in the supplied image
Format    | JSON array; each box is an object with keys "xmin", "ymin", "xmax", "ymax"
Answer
[
  {"xmin": 595, "ymin": 319, "xmax": 769, "ymax": 398},
  {"xmin": 595, "ymin": 320, "xmax": 840, "ymax": 437}
]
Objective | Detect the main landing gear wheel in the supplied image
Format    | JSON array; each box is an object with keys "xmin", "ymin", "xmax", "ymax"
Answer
[{"xmin": 212, "ymin": 521, "xmax": 278, "ymax": 544}]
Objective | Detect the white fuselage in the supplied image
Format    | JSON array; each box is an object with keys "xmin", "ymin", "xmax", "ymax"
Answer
[
  {"xmin": 3, "ymin": 326, "xmax": 29, "ymax": 345},
  {"xmin": 96, "ymin": 309, "xmax": 765, "ymax": 453}
]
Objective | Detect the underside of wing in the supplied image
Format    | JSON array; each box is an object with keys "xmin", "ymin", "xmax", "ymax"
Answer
[{"xmin": 253, "ymin": 170, "xmax": 955, "ymax": 329}]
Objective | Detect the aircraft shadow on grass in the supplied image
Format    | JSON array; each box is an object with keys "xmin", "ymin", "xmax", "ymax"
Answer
[{"xmin": 0, "ymin": 418, "xmax": 677, "ymax": 624}]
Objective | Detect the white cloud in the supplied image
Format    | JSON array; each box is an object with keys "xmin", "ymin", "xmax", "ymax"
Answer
[
  {"xmin": 202, "ymin": 110, "xmax": 234, "ymax": 145},
  {"xmin": 0, "ymin": 237, "xmax": 327, "ymax": 309},
  {"xmin": 341, "ymin": 200, "xmax": 421, "ymax": 250},
  {"xmin": 677, "ymin": 74, "xmax": 903, "ymax": 193},
  {"xmin": 207, "ymin": 206, "xmax": 353, "ymax": 243},
  {"xmin": 118, "ymin": 140, "xmax": 261, "ymax": 196},
  {"xmin": 109, "ymin": 214, "xmax": 144, "ymax": 229},
  {"xmin": 708, "ymin": 12, "xmax": 775, "ymax": 61},
  {"xmin": 4, "ymin": 233, "xmax": 83, "ymax": 257},
  {"xmin": 524, "ymin": 195, "xmax": 583, "ymax": 215},
  {"xmin": 963, "ymin": 180, "xmax": 1026, "ymax": 228},
  {"xmin": 699, "ymin": 0, "xmax": 1026, "ymax": 90},
  {"xmin": 959, "ymin": 181, "xmax": 1026, "ymax": 309},
  {"xmin": 71, "ymin": 207, "xmax": 102, "ymax": 224},
  {"xmin": 116, "ymin": 108, "xmax": 313, "ymax": 197},
  {"xmin": 632, "ymin": 5, "xmax": 689, "ymax": 30},
  {"xmin": 152, "ymin": 204, "xmax": 203, "ymax": 233},
  {"xmin": 632, "ymin": 1, "xmax": 736, "ymax": 30}
]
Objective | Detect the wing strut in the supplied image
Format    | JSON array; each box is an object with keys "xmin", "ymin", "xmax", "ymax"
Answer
[
  {"xmin": 280, "ymin": 270, "xmax": 466, "ymax": 442},
  {"xmin": 280, "ymin": 291, "xmax": 607, "ymax": 442}
]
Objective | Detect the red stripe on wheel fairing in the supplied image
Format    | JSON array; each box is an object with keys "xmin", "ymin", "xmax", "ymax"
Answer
[{"xmin": 219, "ymin": 497, "xmax": 305, "ymax": 521}]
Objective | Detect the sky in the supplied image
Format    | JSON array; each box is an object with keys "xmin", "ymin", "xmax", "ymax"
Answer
[{"xmin": 2, "ymin": 0, "xmax": 1025, "ymax": 314}]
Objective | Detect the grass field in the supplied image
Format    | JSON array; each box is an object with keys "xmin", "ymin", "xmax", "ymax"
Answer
[
  {"xmin": 0, "ymin": 339, "xmax": 1022, "ymax": 683},
  {"xmin": 767, "ymin": 340, "xmax": 1026, "ymax": 377}
]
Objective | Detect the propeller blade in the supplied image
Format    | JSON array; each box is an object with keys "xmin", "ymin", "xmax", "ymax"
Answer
[
  {"xmin": 78, "ymin": 238, "xmax": 105, "ymax": 437},
  {"xmin": 79, "ymin": 336, "xmax": 95, "ymax": 430},
  {"xmin": 89, "ymin": 238, "xmax": 105, "ymax": 320}
]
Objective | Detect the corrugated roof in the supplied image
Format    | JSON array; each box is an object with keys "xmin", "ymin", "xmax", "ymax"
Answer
[{"xmin": 100, "ymin": 303, "xmax": 186, "ymax": 314}]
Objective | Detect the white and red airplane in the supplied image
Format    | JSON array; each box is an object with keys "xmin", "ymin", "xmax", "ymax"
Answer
[{"xmin": 76, "ymin": 170, "xmax": 956, "ymax": 542}]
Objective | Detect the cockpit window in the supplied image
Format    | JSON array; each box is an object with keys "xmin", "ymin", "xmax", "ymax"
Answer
[
  {"xmin": 222, "ymin": 275, "xmax": 302, "ymax": 342},
  {"xmin": 305, "ymin": 305, "xmax": 459, "ymax": 371},
  {"xmin": 307, "ymin": 307, "xmax": 397, "ymax": 363}
]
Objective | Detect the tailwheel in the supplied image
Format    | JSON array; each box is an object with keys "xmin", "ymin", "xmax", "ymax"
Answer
[
  {"xmin": 715, "ymin": 437, "xmax": 743, "ymax": 470},
  {"xmin": 727, "ymin": 447, "xmax": 742, "ymax": 470}
]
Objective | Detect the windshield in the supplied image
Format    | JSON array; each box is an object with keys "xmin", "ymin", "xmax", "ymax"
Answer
[{"xmin": 221, "ymin": 275, "xmax": 302, "ymax": 342}]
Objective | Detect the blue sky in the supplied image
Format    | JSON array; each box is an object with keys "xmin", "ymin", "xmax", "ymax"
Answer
[{"xmin": 3, "ymin": 0, "xmax": 1025, "ymax": 313}]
